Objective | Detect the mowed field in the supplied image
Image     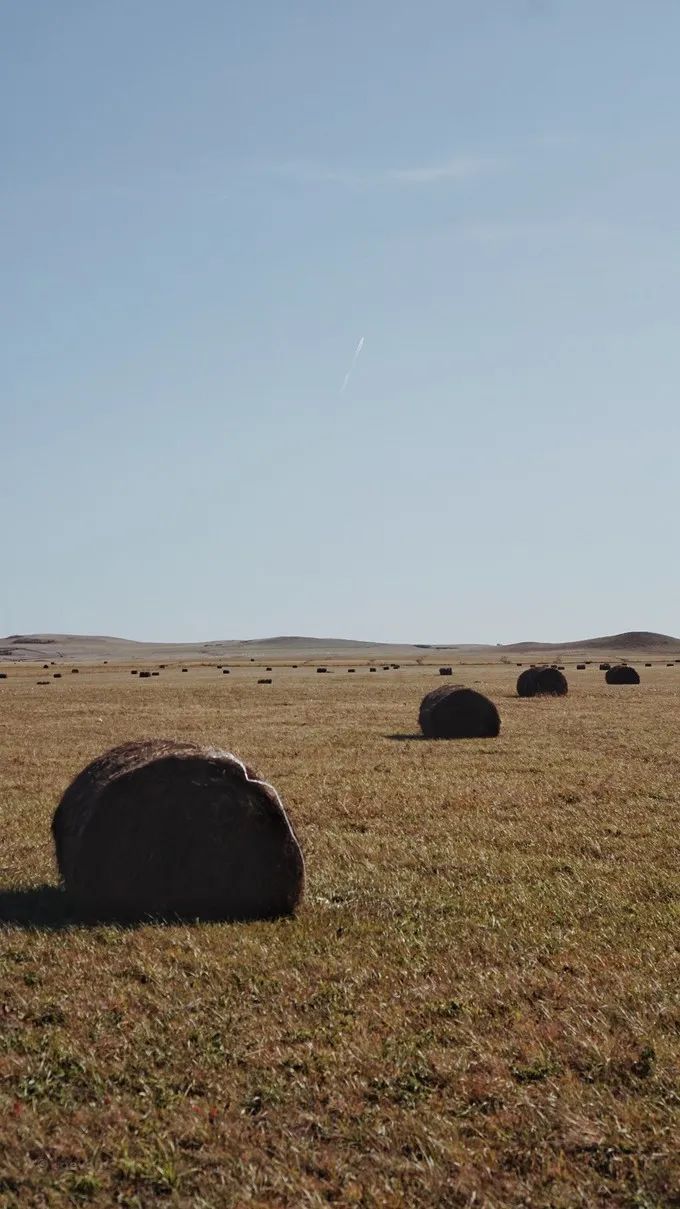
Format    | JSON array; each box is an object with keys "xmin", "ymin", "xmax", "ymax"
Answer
[{"xmin": 0, "ymin": 659, "xmax": 679, "ymax": 1208}]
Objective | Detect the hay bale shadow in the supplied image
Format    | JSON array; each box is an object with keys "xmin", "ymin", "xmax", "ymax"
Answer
[
  {"xmin": 0, "ymin": 884, "xmax": 296, "ymax": 931},
  {"xmin": 385, "ymin": 733, "xmax": 427, "ymax": 741},
  {"xmin": 0, "ymin": 885, "xmax": 79, "ymax": 931}
]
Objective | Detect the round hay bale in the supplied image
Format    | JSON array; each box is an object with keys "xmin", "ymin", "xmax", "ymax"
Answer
[
  {"xmin": 130, "ymin": 670, "xmax": 138, "ymax": 675},
  {"xmin": 382, "ymin": 665, "xmax": 390, "ymax": 670},
  {"xmin": 222, "ymin": 669, "xmax": 230, "ymax": 675},
  {"xmin": 667, "ymin": 663, "xmax": 675, "ymax": 667},
  {"xmin": 53, "ymin": 673, "xmax": 62, "ymax": 679},
  {"xmin": 599, "ymin": 663, "xmax": 611, "ymax": 671},
  {"xmin": 139, "ymin": 671, "xmax": 151, "ymax": 679},
  {"xmin": 72, "ymin": 668, "xmax": 79, "ymax": 674},
  {"xmin": 439, "ymin": 667, "xmax": 453, "ymax": 676},
  {"xmin": 576, "ymin": 664, "xmax": 586, "ymax": 670},
  {"xmin": 43, "ymin": 664, "xmax": 49, "ymax": 669},
  {"xmin": 316, "ymin": 667, "xmax": 327, "ymax": 674},
  {"xmin": 605, "ymin": 664, "xmax": 640, "ymax": 685},
  {"xmin": 258, "ymin": 678, "xmax": 272, "ymax": 684},
  {"xmin": 266, "ymin": 666, "xmax": 272, "ymax": 671},
  {"xmin": 37, "ymin": 680, "xmax": 50, "ymax": 685},
  {"xmin": 419, "ymin": 686, "xmax": 500, "ymax": 740},
  {"xmin": 645, "ymin": 662, "xmax": 652, "ymax": 667},
  {"xmin": 181, "ymin": 668, "xmax": 188, "ymax": 673},
  {"xmin": 0, "ymin": 673, "xmax": 7, "ymax": 680},
  {"xmin": 517, "ymin": 667, "xmax": 568, "ymax": 697},
  {"xmin": 369, "ymin": 667, "xmax": 377, "ymax": 672},
  {"xmin": 152, "ymin": 671, "xmax": 160, "ymax": 677},
  {"xmin": 348, "ymin": 668, "xmax": 356, "ymax": 673},
  {"xmin": 52, "ymin": 739, "xmax": 304, "ymax": 921}
]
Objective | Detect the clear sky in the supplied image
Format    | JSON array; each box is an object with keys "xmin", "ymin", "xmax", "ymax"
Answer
[{"xmin": 2, "ymin": 1, "xmax": 679, "ymax": 643}]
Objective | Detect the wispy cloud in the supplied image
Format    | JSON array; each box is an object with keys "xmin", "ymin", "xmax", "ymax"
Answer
[
  {"xmin": 340, "ymin": 336, "xmax": 365, "ymax": 394},
  {"xmin": 267, "ymin": 156, "xmax": 499, "ymax": 189}
]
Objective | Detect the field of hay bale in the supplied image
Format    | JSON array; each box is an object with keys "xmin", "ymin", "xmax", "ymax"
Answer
[{"xmin": 1, "ymin": 658, "xmax": 679, "ymax": 1207}]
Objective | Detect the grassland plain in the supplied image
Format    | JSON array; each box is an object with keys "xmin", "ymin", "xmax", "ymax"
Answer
[{"xmin": 0, "ymin": 661, "xmax": 678, "ymax": 1208}]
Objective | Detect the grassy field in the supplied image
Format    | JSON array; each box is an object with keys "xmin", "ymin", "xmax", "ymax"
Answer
[{"xmin": 0, "ymin": 660, "xmax": 679, "ymax": 1207}]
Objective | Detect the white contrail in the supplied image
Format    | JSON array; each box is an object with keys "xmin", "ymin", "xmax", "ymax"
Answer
[{"xmin": 340, "ymin": 335, "xmax": 365, "ymax": 393}]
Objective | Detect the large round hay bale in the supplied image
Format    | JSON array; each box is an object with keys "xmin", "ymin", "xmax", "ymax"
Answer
[
  {"xmin": 139, "ymin": 671, "xmax": 151, "ymax": 679},
  {"xmin": 52, "ymin": 739, "xmax": 304, "ymax": 921},
  {"xmin": 258, "ymin": 678, "xmax": 272, "ymax": 684},
  {"xmin": 645, "ymin": 662, "xmax": 652, "ymax": 667},
  {"xmin": 517, "ymin": 667, "xmax": 568, "ymax": 697},
  {"xmin": 0, "ymin": 673, "xmax": 6, "ymax": 680},
  {"xmin": 599, "ymin": 663, "xmax": 611, "ymax": 671},
  {"xmin": 605, "ymin": 664, "xmax": 640, "ymax": 685},
  {"xmin": 439, "ymin": 667, "xmax": 453, "ymax": 676},
  {"xmin": 72, "ymin": 668, "xmax": 79, "ymax": 674},
  {"xmin": 316, "ymin": 667, "xmax": 327, "ymax": 674},
  {"xmin": 419, "ymin": 685, "xmax": 500, "ymax": 739},
  {"xmin": 576, "ymin": 664, "xmax": 586, "ymax": 670}
]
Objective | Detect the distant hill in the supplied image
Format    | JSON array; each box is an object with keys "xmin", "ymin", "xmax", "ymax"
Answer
[
  {"xmin": 1, "ymin": 629, "xmax": 678, "ymax": 663},
  {"xmin": 504, "ymin": 631, "xmax": 680, "ymax": 653}
]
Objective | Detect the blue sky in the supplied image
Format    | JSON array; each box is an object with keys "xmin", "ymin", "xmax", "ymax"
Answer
[{"xmin": 2, "ymin": 1, "xmax": 679, "ymax": 643}]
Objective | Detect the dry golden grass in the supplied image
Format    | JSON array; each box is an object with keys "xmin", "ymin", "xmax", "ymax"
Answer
[{"xmin": 0, "ymin": 660, "xmax": 679, "ymax": 1207}]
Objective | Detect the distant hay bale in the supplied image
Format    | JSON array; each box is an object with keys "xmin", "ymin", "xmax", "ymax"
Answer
[
  {"xmin": 369, "ymin": 667, "xmax": 377, "ymax": 672},
  {"xmin": 392, "ymin": 664, "xmax": 400, "ymax": 669},
  {"xmin": 667, "ymin": 662, "xmax": 675, "ymax": 667},
  {"xmin": 182, "ymin": 668, "xmax": 188, "ymax": 673},
  {"xmin": 576, "ymin": 664, "xmax": 586, "ymax": 670},
  {"xmin": 222, "ymin": 669, "xmax": 230, "ymax": 675},
  {"xmin": 599, "ymin": 663, "xmax": 611, "ymax": 671},
  {"xmin": 159, "ymin": 665, "xmax": 166, "ymax": 670},
  {"xmin": 316, "ymin": 667, "xmax": 327, "ymax": 674},
  {"xmin": 37, "ymin": 680, "xmax": 50, "ymax": 686},
  {"xmin": 152, "ymin": 671, "xmax": 160, "ymax": 677},
  {"xmin": 71, "ymin": 668, "xmax": 79, "ymax": 674},
  {"xmin": 605, "ymin": 665, "xmax": 640, "ymax": 685},
  {"xmin": 130, "ymin": 670, "xmax": 138, "ymax": 675},
  {"xmin": 258, "ymin": 678, "xmax": 272, "ymax": 684},
  {"xmin": 516, "ymin": 663, "xmax": 523, "ymax": 667},
  {"xmin": 266, "ymin": 666, "xmax": 272, "ymax": 671},
  {"xmin": 382, "ymin": 665, "xmax": 390, "ymax": 670},
  {"xmin": 348, "ymin": 668, "xmax": 356, "ymax": 673},
  {"xmin": 645, "ymin": 662, "xmax": 652, "ymax": 667},
  {"xmin": 139, "ymin": 671, "xmax": 151, "ymax": 679},
  {"xmin": 43, "ymin": 664, "xmax": 49, "ymax": 669},
  {"xmin": 53, "ymin": 673, "xmax": 62, "ymax": 679},
  {"xmin": 517, "ymin": 667, "xmax": 568, "ymax": 698},
  {"xmin": 557, "ymin": 665, "xmax": 565, "ymax": 670},
  {"xmin": 419, "ymin": 686, "xmax": 500, "ymax": 740},
  {"xmin": 52, "ymin": 739, "xmax": 304, "ymax": 921},
  {"xmin": 439, "ymin": 667, "xmax": 453, "ymax": 676},
  {"xmin": 0, "ymin": 673, "xmax": 7, "ymax": 680}
]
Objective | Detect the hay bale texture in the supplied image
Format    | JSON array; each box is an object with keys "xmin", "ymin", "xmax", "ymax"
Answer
[
  {"xmin": 419, "ymin": 685, "xmax": 500, "ymax": 740},
  {"xmin": 606, "ymin": 665, "xmax": 640, "ymax": 685},
  {"xmin": 517, "ymin": 667, "xmax": 568, "ymax": 697},
  {"xmin": 52, "ymin": 739, "xmax": 304, "ymax": 921}
]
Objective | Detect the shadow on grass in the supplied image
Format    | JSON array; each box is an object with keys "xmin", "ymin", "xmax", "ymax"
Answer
[
  {"xmin": 385, "ymin": 733, "xmax": 426, "ymax": 741},
  {"xmin": 0, "ymin": 885, "xmax": 77, "ymax": 931},
  {"xmin": 0, "ymin": 885, "xmax": 294, "ymax": 931}
]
